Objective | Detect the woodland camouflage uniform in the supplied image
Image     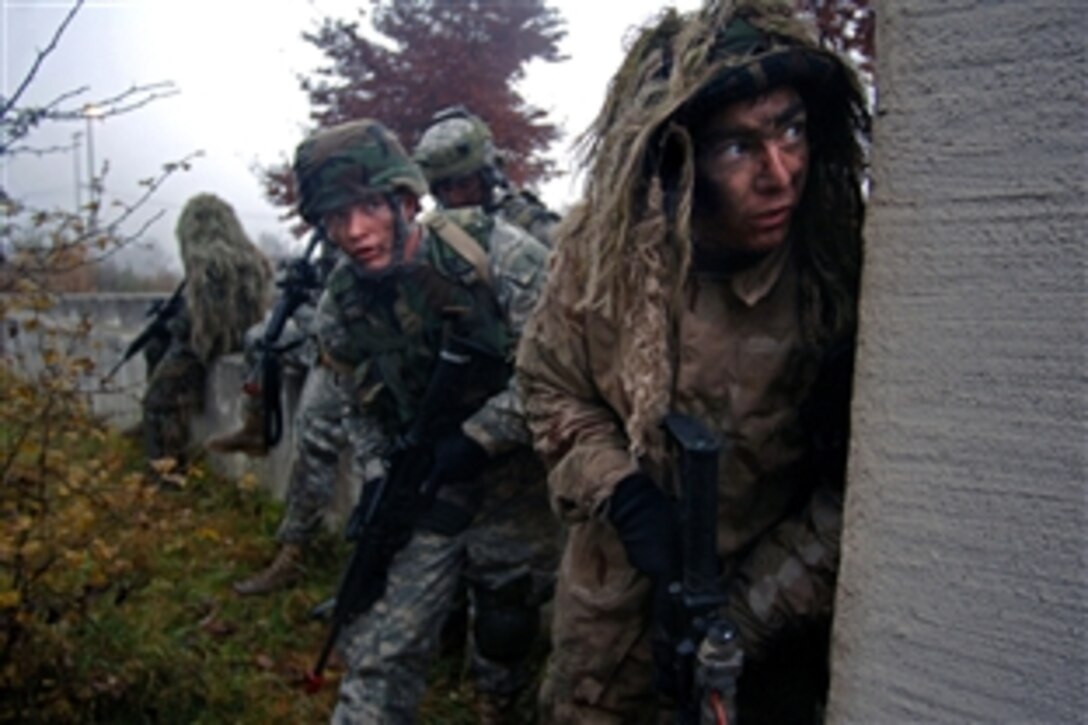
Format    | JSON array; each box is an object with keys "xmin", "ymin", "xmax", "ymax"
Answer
[
  {"xmin": 142, "ymin": 193, "xmax": 271, "ymax": 466},
  {"xmin": 291, "ymin": 120, "xmax": 559, "ymax": 724},
  {"xmin": 516, "ymin": 1, "xmax": 868, "ymax": 722}
]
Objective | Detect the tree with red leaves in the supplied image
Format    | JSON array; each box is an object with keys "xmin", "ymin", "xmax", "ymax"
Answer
[
  {"xmin": 796, "ymin": 0, "xmax": 874, "ymax": 81},
  {"xmin": 262, "ymin": 0, "xmax": 566, "ymax": 219}
]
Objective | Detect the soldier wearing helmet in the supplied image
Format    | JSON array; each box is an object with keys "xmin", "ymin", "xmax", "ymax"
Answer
[
  {"xmin": 413, "ymin": 106, "xmax": 560, "ymax": 247},
  {"xmin": 288, "ymin": 119, "xmax": 557, "ymax": 724},
  {"xmin": 517, "ymin": 0, "xmax": 868, "ymax": 721}
]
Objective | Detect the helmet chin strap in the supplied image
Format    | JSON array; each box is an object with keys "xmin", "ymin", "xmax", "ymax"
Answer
[{"xmin": 385, "ymin": 191, "xmax": 410, "ymax": 266}]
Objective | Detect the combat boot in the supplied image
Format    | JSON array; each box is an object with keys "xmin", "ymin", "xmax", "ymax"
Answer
[
  {"xmin": 205, "ymin": 409, "xmax": 268, "ymax": 457},
  {"xmin": 232, "ymin": 544, "xmax": 304, "ymax": 596}
]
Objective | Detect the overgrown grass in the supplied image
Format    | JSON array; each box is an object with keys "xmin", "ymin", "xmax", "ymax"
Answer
[{"xmin": 0, "ymin": 420, "xmax": 493, "ymax": 723}]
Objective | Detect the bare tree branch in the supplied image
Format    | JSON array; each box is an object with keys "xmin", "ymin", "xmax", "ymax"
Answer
[{"xmin": 0, "ymin": 0, "xmax": 86, "ymax": 119}]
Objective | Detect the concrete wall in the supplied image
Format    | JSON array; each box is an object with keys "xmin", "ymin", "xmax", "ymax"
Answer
[
  {"xmin": 828, "ymin": 2, "xmax": 1087, "ymax": 722},
  {"xmin": 0, "ymin": 293, "xmax": 164, "ymax": 430}
]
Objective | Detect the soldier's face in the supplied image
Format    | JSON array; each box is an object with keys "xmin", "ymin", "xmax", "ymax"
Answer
[
  {"xmin": 323, "ymin": 193, "xmax": 402, "ymax": 271},
  {"xmin": 692, "ymin": 86, "xmax": 810, "ymax": 256},
  {"xmin": 433, "ymin": 172, "xmax": 488, "ymax": 209}
]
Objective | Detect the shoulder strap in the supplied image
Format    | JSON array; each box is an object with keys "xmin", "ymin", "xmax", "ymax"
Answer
[{"xmin": 422, "ymin": 211, "xmax": 492, "ymax": 287}]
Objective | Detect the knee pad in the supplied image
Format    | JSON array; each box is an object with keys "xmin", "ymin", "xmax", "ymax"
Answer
[{"xmin": 472, "ymin": 574, "xmax": 539, "ymax": 663}]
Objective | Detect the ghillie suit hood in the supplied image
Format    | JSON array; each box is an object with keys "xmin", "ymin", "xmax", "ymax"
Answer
[
  {"xmin": 176, "ymin": 193, "xmax": 272, "ymax": 363},
  {"xmin": 551, "ymin": 0, "xmax": 869, "ymax": 455}
]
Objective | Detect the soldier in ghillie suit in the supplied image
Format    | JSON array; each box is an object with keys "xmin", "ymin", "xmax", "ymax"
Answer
[
  {"xmin": 412, "ymin": 106, "xmax": 560, "ymax": 247},
  {"xmin": 516, "ymin": 0, "xmax": 868, "ymax": 722},
  {"xmin": 142, "ymin": 193, "xmax": 272, "ymax": 467},
  {"xmin": 283, "ymin": 120, "xmax": 558, "ymax": 723}
]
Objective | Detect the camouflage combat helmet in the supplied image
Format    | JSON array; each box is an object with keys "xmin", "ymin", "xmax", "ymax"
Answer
[
  {"xmin": 412, "ymin": 107, "xmax": 500, "ymax": 185},
  {"xmin": 293, "ymin": 119, "xmax": 428, "ymax": 226}
]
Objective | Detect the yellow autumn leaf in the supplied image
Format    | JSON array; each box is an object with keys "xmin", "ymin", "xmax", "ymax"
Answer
[
  {"xmin": 159, "ymin": 472, "xmax": 187, "ymax": 488},
  {"xmin": 238, "ymin": 472, "xmax": 259, "ymax": 492},
  {"xmin": 0, "ymin": 590, "xmax": 21, "ymax": 609},
  {"xmin": 196, "ymin": 527, "xmax": 222, "ymax": 543},
  {"xmin": 45, "ymin": 449, "xmax": 67, "ymax": 469},
  {"xmin": 150, "ymin": 457, "xmax": 178, "ymax": 474},
  {"xmin": 92, "ymin": 538, "xmax": 118, "ymax": 561}
]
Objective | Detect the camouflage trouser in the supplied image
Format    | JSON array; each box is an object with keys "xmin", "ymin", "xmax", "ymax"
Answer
[
  {"xmin": 142, "ymin": 343, "xmax": 205, "ymax": 463},
  {"xmin": 274, "ymin": 364, "xmax": 383, "ymax": 545},
  {"xmin": 332, "ymin": 451, "xmax": 560, "ymax": 724}
]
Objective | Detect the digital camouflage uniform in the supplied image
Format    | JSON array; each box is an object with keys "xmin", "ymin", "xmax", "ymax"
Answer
[
  {"xmin": 291, "ymin": 120, "xmax": 559, "ymax": 723},
  {"xmin": 324, "ymin": 207, "xmax": 558, "ymax": 724},
  {"xmin": 223, "ymin": 246, "xmax": 359, "ymax": 550},
  {"xmin": 492, "ymin": 188, "xmax": 559, "ymax": 249},
  {"xmin": 516, "ymin": 1, "xmax": 867, "ymax": 722},
  {"xmin": 412, "ymin": 106, "xmax": 561, "ymax": 249}
]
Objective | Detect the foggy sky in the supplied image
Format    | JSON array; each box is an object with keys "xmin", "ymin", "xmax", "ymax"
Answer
[{"xmin": 1, "ymin": 0, "xmax": 699, "ymax": 273}]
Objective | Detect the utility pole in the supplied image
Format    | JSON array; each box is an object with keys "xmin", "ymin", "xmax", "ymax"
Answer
[
  {"xmin": 82, "ymin": 104, "xmax": 103, "ymax": 232},
  {"xmin": 72, "ymin": 131, "xmax": 82, "ymax": 213}
]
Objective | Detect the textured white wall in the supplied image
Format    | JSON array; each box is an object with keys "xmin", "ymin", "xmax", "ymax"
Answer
[{"xmin": 828, "ymin": 1, "xmax": 1087, "ymax": 722}]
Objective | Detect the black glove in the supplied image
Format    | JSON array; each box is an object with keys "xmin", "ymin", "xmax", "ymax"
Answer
[
  {"xmin": 608, "ymin": 473, "xmax": 683, "ymax": 698},
  {"xmin": 428, "ymin": 431, "xmax": 489, "ymax": 487},
  {"xmin": 608, "ymin": 473, "xmax": 680, "ymax": 582}
]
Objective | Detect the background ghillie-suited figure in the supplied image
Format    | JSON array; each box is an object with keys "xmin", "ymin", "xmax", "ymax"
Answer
[
  {"xmin": 412, "ymin": 106, "xmax": 560, "ymax": 247},
  {"xmin": 142, "ymin": 193, "xmax": 272, "ymax": 467},
  {"xmin": 517, "ymin": 0, "xmax": 868, "ymax": 722}
]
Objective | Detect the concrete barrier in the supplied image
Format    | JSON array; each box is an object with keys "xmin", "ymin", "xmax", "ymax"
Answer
[{"xmin": 192, "ymin": 356, "xmax": 362, "ymax": 531}]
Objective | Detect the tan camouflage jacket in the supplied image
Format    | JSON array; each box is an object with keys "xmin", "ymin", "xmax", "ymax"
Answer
[{"xmin": 516, "ymin": 241, "xmax": 846, "ymax": 657}]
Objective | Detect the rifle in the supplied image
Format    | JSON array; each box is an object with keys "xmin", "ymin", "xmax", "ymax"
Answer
[
  {"xmin": 303, "ymin": 328, "xmax": 508, "ymax": 693},
  {"xmin": 254, "ymin": 233, "xmax": 323, "ymax": 448},
  {"xmin": 101, "ymin": 279, "xmax": 187, "ymax": 384},
  {"xmin": 661, "ymin": 413, "xmax": 743, "ymax": 725}
]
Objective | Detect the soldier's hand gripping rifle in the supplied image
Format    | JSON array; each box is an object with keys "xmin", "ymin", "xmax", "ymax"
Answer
[
  {"xmin": 303, "ymin": 329, "xmax": 509, "ymax": 693},
  {"xmin": 661, "ymin": 413, "xmax": 744, "ymax": 725},
  {"xmin": 254, "ymin": 233, "xmax": 323, "ymax": 448},
  {"xmin": 101, "ymin": 279, "xmax": 187, "ymax": 385}
]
